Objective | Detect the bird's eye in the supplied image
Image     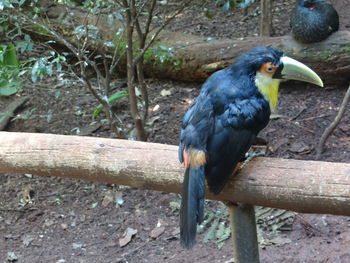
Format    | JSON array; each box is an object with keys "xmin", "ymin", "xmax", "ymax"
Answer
[
  {"xmin": 266, "ymin": 66, "xmax": 274, "ymax": 72},
  {"xmin": 261, "ymin": 62, "xmax": 276, "ymax": 74}
]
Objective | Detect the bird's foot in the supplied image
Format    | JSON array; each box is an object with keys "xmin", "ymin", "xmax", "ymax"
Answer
[{"xmin": 239, "ymin": 149, "xmax": 266, "ymax": 170}]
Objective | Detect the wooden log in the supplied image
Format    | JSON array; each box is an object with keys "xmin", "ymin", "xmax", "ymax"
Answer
[
  {"xmin": 0, "ymin": 97, "xmax": 29, "ymax": 131},
  {"xmin": 0, "ymin": 131, "xmax": 350, "ymax": 216},
  {"xmin": 24, "ymin": 4, "xmax": 350, "ymax": 85}
]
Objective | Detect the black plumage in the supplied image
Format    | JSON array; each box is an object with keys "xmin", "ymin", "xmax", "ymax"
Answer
[
  {"xmin": 178, "ymin": 46, "xmax": 323, "ymax": 249},
  {"xmin": 290, "ymin": 0, "xmax": 339, "ymax": 43},
  {"xmin": 178, "ymin": 47, "xmax": 281, "ymax": 249}
]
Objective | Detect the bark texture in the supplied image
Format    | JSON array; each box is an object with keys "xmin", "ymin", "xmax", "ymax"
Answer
[
  {"xmin": 27, "ymin": 5, "xmax": 350, "ymax": 85},
  {"xmin": 0, "ymin": 132, "xmax": 350, "ymax": 216}
]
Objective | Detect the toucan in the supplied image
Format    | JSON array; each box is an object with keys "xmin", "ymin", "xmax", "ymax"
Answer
[
  {"xmin": 290, "ymin": 0, "xmax": 339, "ymax": 43},
  {"xmin": 178, "ymin": 46, "xmax": 323, "ymax": 249}
]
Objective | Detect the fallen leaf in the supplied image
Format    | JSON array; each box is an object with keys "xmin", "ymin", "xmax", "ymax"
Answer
[
  {"xmin": 171, "ymin": 227, "xmax": 180, "ymax": 236},
  {"xmin": 72, "ymin": 243, "xmax": 84, "ymax": 249},
  {"xmin": 269, "ymin": 236, "xmax": 292, "ymax": 247},
  {"xmin": 269, "ymin": 138, "xmax": 289, "ymax": 153},
  {"xmin": 270, "ymin": 113, "xmax": 285, "ymax": 120},
  {"xmin": 61, "ymin": 223, "xmax": 68, "ymax": 230},
  {"xmin": 43, "ymin": 219, "xmax": 55, "ymax": 228},
  {"xmin": 289, "ymin": 141, "xmax": 311, "ymax": 154},
  {"xmin": 160, "ymin": 89, "xmax": 172, "ymax": 96},
  {"xmin": 22, "ymin": 235, "xmax": 35, "ymax": 247},
  {"xmin": 20, "ymin": 184, "xmax": 34, "ymax": 206},
  {"xmin": 169, "ymin": 201, "xmax": 181, "ymax": 212},
  {"xmin": 201, "ymin": 61, "xmax": 226, "ymax": 70},
  {"xmin": 152, "ymin": 104, "xmax": 160, "ymax": 112},
  {"xmin": 115, "ymin": 191, "xmax": 124, "ymax": 207},
  {"xmin": 150, "ymin": 225, "xmax": 165, "ymax": 239},
  {"xmin": 78, "ymin": 123, "xmax": 102, "ymax": 136},
  {"xmin": 101, "ymin": 191, "xmax": 114, "ymax": 207},
  {"xmin": 7, "ymin": 251, "xmax": 18, "ymax": 262},
  {"xmin": 146, "ymin": 116, "xmax": 160, "ymax": 127},
  {"xmin": 119, "ymin": 227, "xmax": 137, "ymax": 247},
  {"xmin": 150, "ymin": 220, "xmax": 166, "ymax": 239}
]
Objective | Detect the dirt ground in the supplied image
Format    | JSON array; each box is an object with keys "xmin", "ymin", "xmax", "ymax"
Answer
[{"xmin": 1, "ymin": 0, "xmax": 350, "ymax": 262}]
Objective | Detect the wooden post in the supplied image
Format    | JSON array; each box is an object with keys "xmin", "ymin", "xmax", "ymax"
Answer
[
  {"xmin": 228, "ymin": 203, "xmax": 260, "ymax": 263},
  {"xmin": 260, "ymin": 0, "xmax": 272, "ymax": 37}
]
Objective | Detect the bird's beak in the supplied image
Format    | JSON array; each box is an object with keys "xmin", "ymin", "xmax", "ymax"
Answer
[{"xmin": 273, "ymin": 56, "xmax": 324, "ymax": 87}]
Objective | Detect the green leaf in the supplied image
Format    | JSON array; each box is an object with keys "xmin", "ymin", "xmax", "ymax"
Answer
[
  {"xmin": 215, "ymin": 222, "xmax": 226, "ymax": 239},
  {"xmin": 203, "ymin": 218, "xmax": 219, "ymax": 243},
  {"xmin": 204, "ymin": 10, "xmax": 213, "ymax": 19},
  {"xmin": 0, "ymin": 86, "xmax": 18, "ymax": 96},
  {"xmin": 92, "ymin": 91, "xmax": 128, "ymax": 119},
  {"xmin": 0, "ymin": 63, "xmax": 21, "ymax": 97},
  {"xmin": 0, "ymin": 44, "xmax": 19, "ymax": 66},
  {"xmin": 222, "ymin": 1, "xmax": 231, "ymax": 11}
]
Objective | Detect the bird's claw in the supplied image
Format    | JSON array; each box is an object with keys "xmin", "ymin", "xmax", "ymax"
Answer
[{"xmin": 239, "ymin": 150, "xmax": 266, "ymax": 170}]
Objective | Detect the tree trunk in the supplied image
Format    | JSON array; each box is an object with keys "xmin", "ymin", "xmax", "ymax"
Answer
[
  {"xmin": 260, "ymin": 0, "xmax": 272, "ymax": 37},
  {"xmin": 28, "ymin": 5, "xmax": 350, "ymax": 85},
  {"xmin": 1, "ymin": 132, "xmax": 350, "ymax": 216}
]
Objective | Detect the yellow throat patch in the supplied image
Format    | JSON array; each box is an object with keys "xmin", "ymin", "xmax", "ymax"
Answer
[{"xmin": 255, "ymin": 72, "xmax": 281, "ymax": 110}]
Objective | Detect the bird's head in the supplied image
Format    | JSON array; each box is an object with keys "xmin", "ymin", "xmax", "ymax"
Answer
[
  {"xmin": 298, "ymin": 0, "xmax": 323, "ymax": 8},
  {"xmin": 234, "ymin": 46, "xmax": 323, "ymax": 109}
]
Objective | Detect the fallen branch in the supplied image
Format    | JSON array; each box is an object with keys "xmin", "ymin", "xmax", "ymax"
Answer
[
  {"xmin": 0, "ymin": 96, "xmax": 29, "ymax": 130},
  {"xmin": 20, "ymin": 3, "xmax": 350, "ymax": 85},
  {"xmin": 0, "ymin": 132, "xmax": 349, "ymax": 216},
  {"xmin": 316, "ymin": 85, "xmax": 350, "ymax": 159}
]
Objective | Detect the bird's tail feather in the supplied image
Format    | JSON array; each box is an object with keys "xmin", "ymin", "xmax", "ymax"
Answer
[{"xmin": 180, "ymin": 165, "xmax": 205, "ymax": 249}]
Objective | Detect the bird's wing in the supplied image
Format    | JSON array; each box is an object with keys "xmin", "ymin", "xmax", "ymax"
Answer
[
  {"xmin": 178, "ymin": 69, "xmax": 229, "ymax": 163},
  {"xmin": 178, "ymin": 94, "xmax": 215, "ymax": 164},
  {"xmin": 325, "ymin": 3, "xmax": 339, "ymax": 32},
  {"xmin": 205, "ymin": 96, "xmax": 270, "ymax": 194},
  {"xmin": 179, "ymin": 69, "xmax": 270, "ymax": 195}
]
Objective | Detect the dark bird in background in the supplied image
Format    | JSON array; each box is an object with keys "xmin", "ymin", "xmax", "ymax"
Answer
[
  {"xmin": 290, "ymin": 0, "xmax": 339, "ymax": 43},
  {"xmin": 178, "ymin": 46, "xmax": 323, "ymax": 249}
]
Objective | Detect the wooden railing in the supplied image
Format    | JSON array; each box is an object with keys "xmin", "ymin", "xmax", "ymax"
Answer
[{"xmin": 1, "ymin": 132, "xmax": 349, "ymax": 263}]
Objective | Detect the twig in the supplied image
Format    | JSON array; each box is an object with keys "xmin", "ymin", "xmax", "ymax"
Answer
[
  {"xmin": 0, "ymin": 207, "xmax": 38, "ymax": 212},
  {"xmin": 316, "ymin": 85, "xmax": 350, "ymax": 159},
  {"xmin": 289, "ymin": 107, "xmax": 306, "ymax": 121},
  {"xmin": 296, "ymin": 113, "xmax": 331, "ymax": 122},
  {"xmin": 132, "ymin": 0, "xmax": 193, "ymax": 65},
  {"xmin": 290, "ymin": 121, "xmax": 316, "ymax": 134}
]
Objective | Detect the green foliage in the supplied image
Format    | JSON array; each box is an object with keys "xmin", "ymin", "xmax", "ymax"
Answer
[
  {"xmin": 16, "ymin": 34, "xmax": 33, "ymax": 53},
  {"xmin": 198, "ymin": 203, "xmax": 231, "ymax": 248},
  {"xmin": 0, "ymin": 67, "xmax": 22, "ymax": 96},
  {"xmin": 153, "ymin": 44, "xmax": 175, "ymax": 63},
  {"xmin": 238, "ymin": 0, "xmax": 256, "ymax": 8},
  {"xmin": 0, "ymin": 44, "xmax": 19, "ymax": 66},
  {"xmin": 216, "ymin": 0, "xmax": 236, "ymax": 11},
  {"xmin": 73, "ymin": 24, "xmax": 100, "ymax": 42},
  {"xmin": 68, "ymin": 0, "xmax": 118, "ymax": 14},
  {"xmin": 92, "ymin": 90, "xmax": 128, "ymax": 119},
  {"xmin": 0, "ymin": 44, "xmax": 21, "ymax": 96},
  {"xmin": 144, "ymin": 44, "xmax": 180, "ymax": 66},
  {"xmin": 31, "ymin": 51, "xmax": 66, "ymax": 82},
  {"xmin": 205, "ymin": 0, "xmax": 256, "ymax": 18},
  {"xmin": 0, "ymin": 0, "xmax": 15, "ymax": 10}
]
